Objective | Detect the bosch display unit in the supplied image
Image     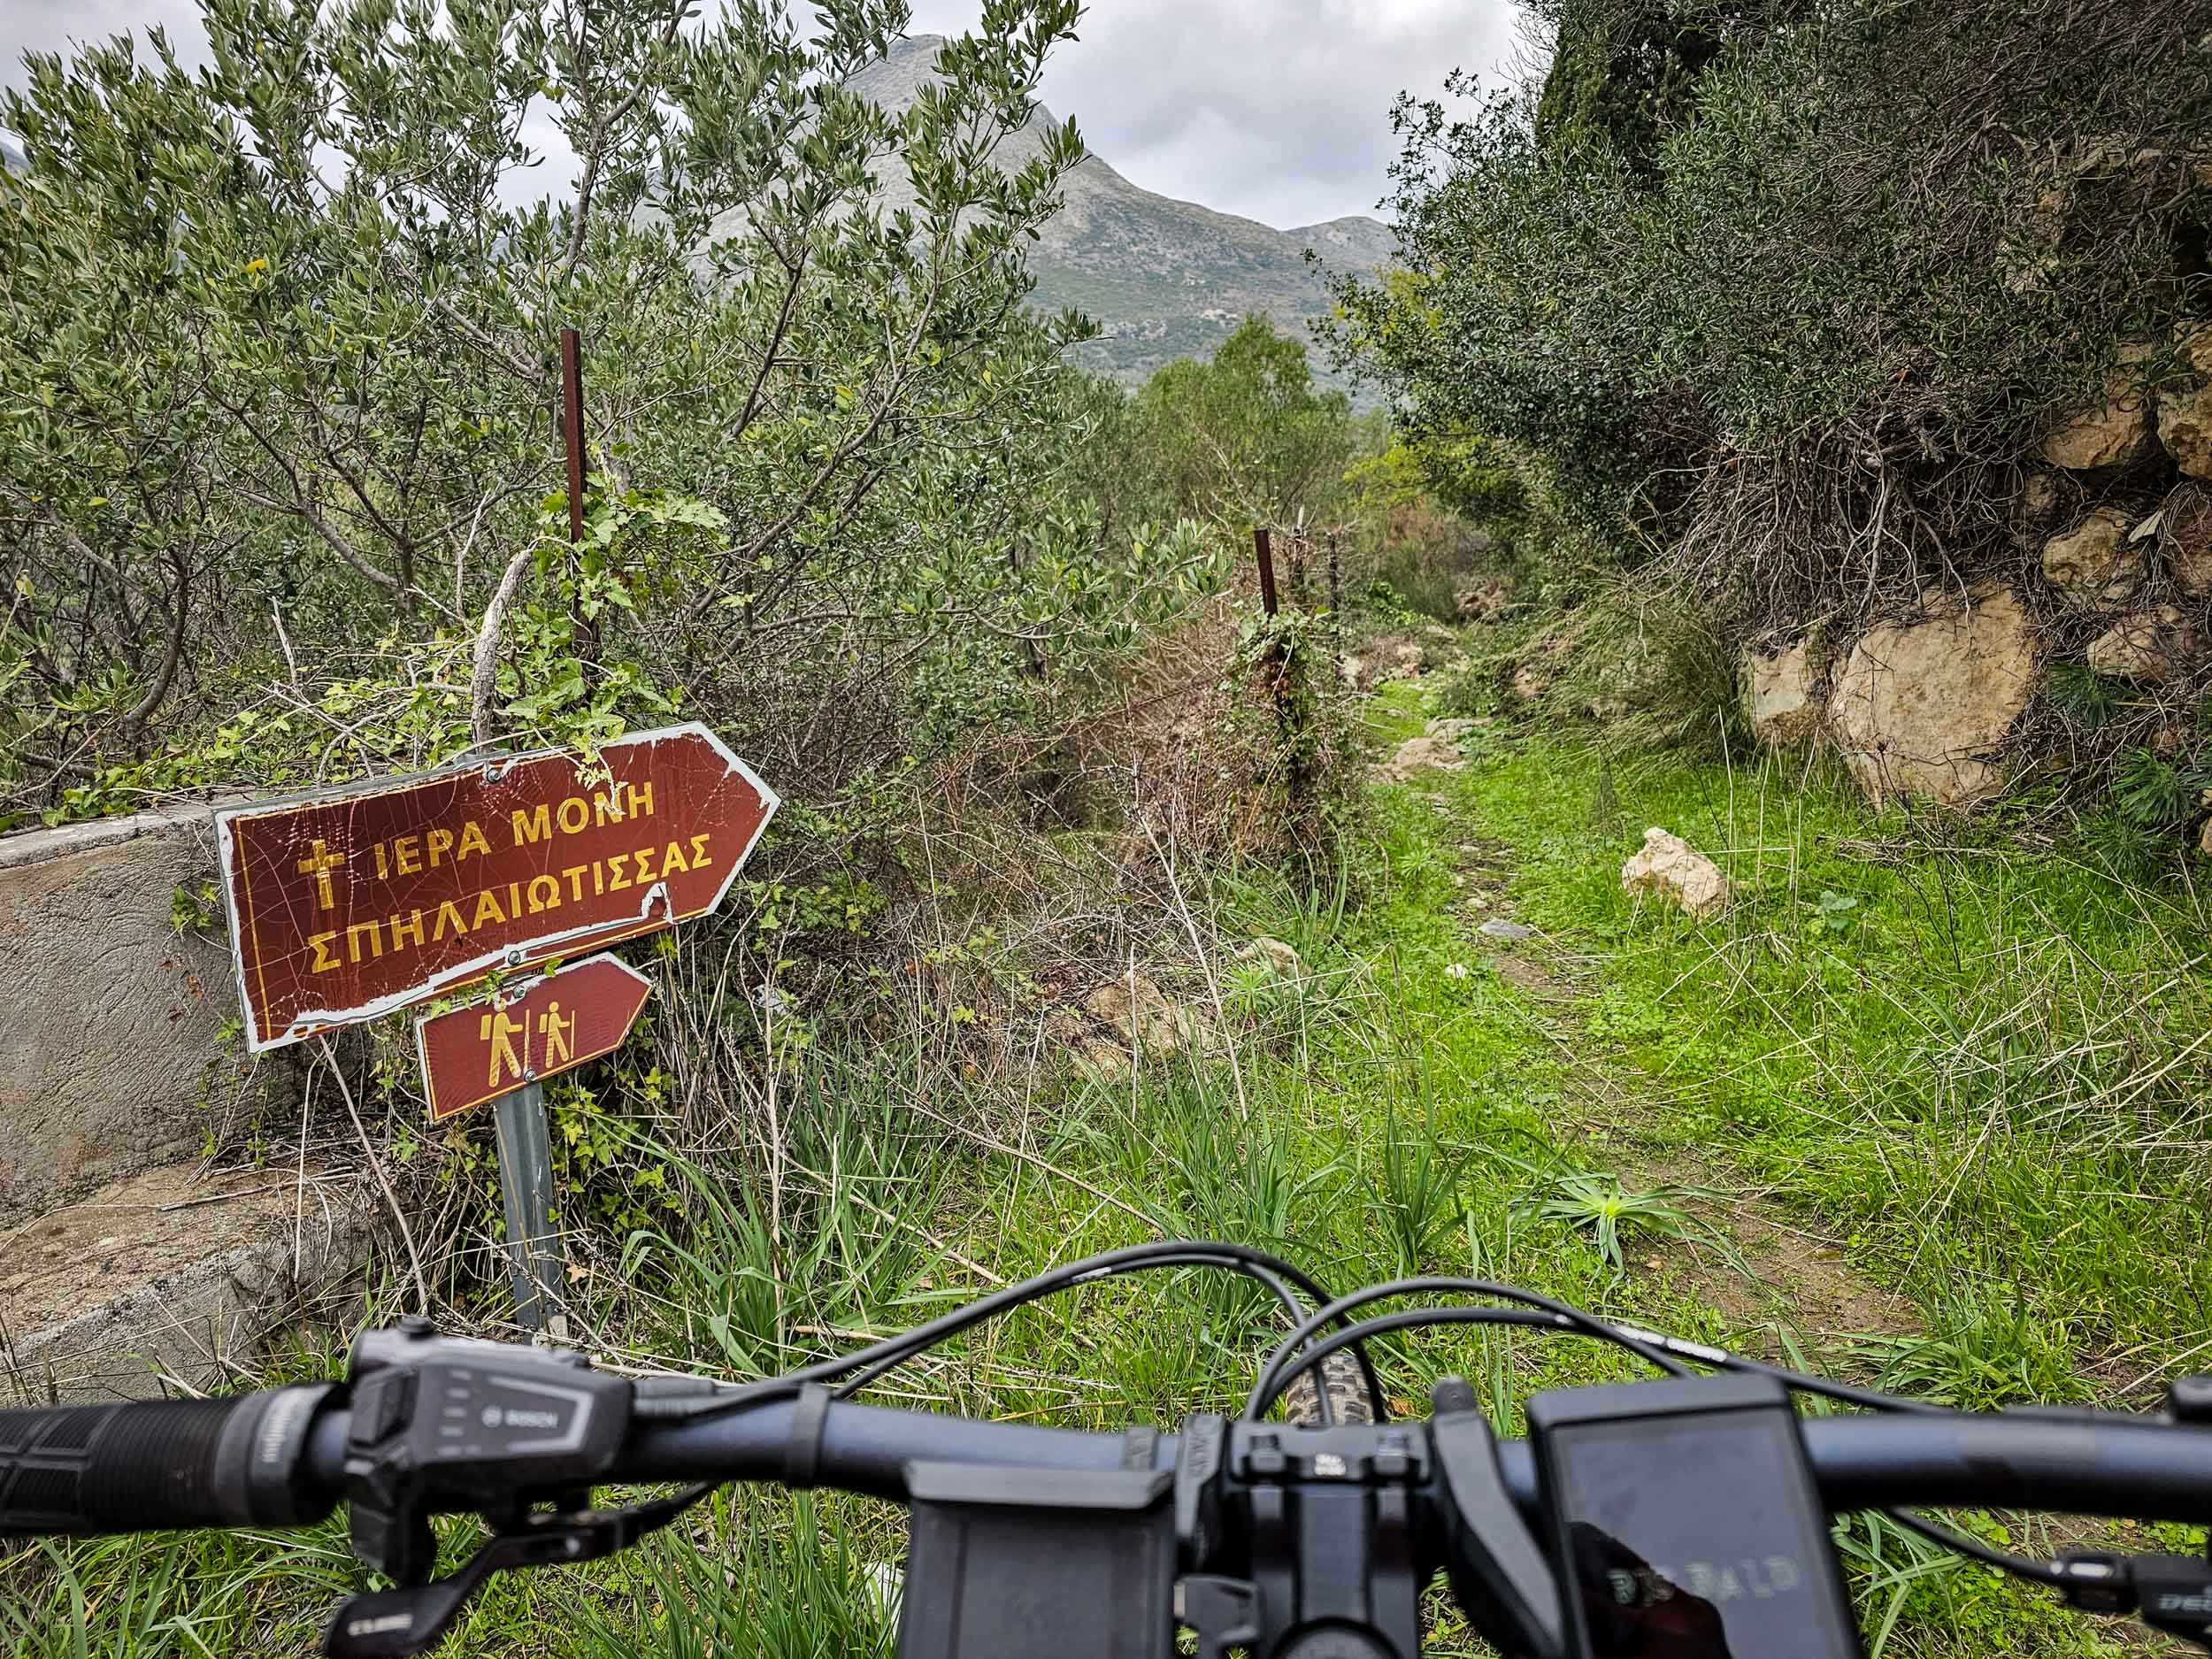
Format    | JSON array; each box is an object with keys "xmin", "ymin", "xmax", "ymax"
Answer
[{"xmin": 1528, "ymin": 1373, "xmax": 1862, "ymax": 1659}]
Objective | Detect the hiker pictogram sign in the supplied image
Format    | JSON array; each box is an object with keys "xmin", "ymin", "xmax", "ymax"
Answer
[
  {"xmin": 415, "ymin": 953, "xmax": 652, "ymax": 1123},
  {"xmin": 213, "ymin": 722, "xmax": 777, "ymax": 1051}
]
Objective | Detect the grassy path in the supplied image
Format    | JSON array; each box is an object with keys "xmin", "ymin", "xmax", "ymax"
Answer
[
  {"xmin": 15, "ymin": 677, "xmax": 2204, "ymax": 1657},
  {"xmin": 1351, "ymin": 675, "xmax": 2203, "ymax": 1654}
]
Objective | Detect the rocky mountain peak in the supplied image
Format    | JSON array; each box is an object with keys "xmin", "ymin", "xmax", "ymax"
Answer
[{"xmin": 846, "ymin": 34, "xmax": 1394, "ymax": 384}]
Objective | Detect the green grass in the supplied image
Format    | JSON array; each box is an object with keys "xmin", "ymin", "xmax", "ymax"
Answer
[
  {"xmin": 9, "ymin": 705, "xmax": 2189, "ymax": 1657},
  {"xmin": 1445, "ymin": 730, "xmax": 2212, "ymax": 1402}
]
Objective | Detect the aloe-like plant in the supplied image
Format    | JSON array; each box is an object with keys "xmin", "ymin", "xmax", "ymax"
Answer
[{"xmin": 1513, "ymin": 1170, "xmax": 1710, "ymax": 1278}]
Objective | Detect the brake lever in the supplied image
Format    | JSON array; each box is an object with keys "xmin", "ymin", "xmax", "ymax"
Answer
[
  {"xmin": 2055, "ymin": 1551, "xmax": 2212, "ymax": 1653},
  {"xmin": 1427, "ymin": 1376, "xmax": 1565, "ymax": 1659},
  {"xmin": 322, "ymin": 1487, "xmax": 713, "ymax": 1659}
]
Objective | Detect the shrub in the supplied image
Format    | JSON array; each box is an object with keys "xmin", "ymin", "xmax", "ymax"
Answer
[
  {"xmin": 1330, "ymin": 0, "xmax": 2211, "ymax": 626},
  {"xmin": 0, "ymin": 0, "xmax": 1213, "ymax": 829}
]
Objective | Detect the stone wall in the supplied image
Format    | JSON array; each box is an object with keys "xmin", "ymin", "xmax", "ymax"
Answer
[
  {"xmin": 0, "ymin": 803, "xmax": 293, "ymax": 1225},
  {"xmin": 1745, "ymin": 324, "xmax": 2212, "ymax": 805}
]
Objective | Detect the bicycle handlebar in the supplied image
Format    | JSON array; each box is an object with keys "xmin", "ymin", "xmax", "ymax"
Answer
[
  {"xmin": 11, "ymin": 1387, "xmax": 2212, "ymax": 1541},
  {"xmin": 0, "ymin": 1386, "xmax": 335, "ymax": 1537}
]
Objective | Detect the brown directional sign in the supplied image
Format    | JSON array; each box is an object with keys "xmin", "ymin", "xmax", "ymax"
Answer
[
  {"xmin": 415, "ymin": 953, "xmax": 652, "ymax": 1123},
  {"xmin": 214, "ymin": 722, "xmax": 776, "ymax": 1051}
]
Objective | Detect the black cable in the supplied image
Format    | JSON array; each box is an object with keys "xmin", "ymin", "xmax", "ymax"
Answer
[
  {"xmin": 827, "ymin": 1250, "xmax": 1314, "ymax": 1399},
  {"xmin": 1259, "ymin": 1307, "xmax": 1573, "ymax": 1414},
  {"xmin": 825, "ymin": 1247, "xmax": 1387, "ymax": 1425},
  {"xmin": 1247, "ymin": 1290, "xmax": 2052, "ymax": 1593},
  {"xmin": 655, "ymin": 1240, "xmax": 1386, "ymax": 1425},
  {"xmin": 1255, "ymin": 1304, "xmax": 1919, "ymax": 1423},
  {"xmin": 1600, "ymin": 1321, "xmax": 1954, "ymax": 1418},
  {"xmin": 1880, "ymin": 1506, "xmax": 2070, "ymax": 1586},
  {"xmin": 1246, "ymin": 1278, "xmax": 1694, "ymax": 1417}
]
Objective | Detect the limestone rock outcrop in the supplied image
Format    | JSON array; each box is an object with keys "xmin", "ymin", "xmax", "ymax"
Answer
[
  {"xmin": 1383, "ymin": 735, "xmax": 1467, "ymax": 781},
  {"xmin": 2012, "ymin": 471, "xmax": 2069, "ymax": 549},
  {"xmin": 2163, "ymin": 484, "xmax": 2212, "ymax": 599},
  {"xmin": 1233, "ymin": 937, "xmax": 1304, "ymax": 979},
  {"xmin": 1827, "ymin": 586, "xmax": 2037, "ymax": 808},
  {"xmin": 2159, "ymin": 326, "xmax": 2212, "ymax": 480},
  {"xmin": 1083, "ymin": 972, "xmax": 1209, "ymax": 1059},
  {"xmin": 2039, "ymin": 508, "xmax": 2144, "ymax": 610},
  {"xmin": 1744, "ymin": 634, "xmax": 1828, "ymax": 747},
  {"xmin": 2085, "ymin": 604, "xmax": 2207, "ymax": 682},
  {"xmin": 2040, "ymin": 343, "xmax": 2158, "ymax": 471}
]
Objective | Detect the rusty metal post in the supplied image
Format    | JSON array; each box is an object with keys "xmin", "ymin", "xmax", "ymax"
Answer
[
  {"xmin": 559, "ymin": 327, "xmax": 595, "ymax": 662},
  {"xmin": 1254, "ymin": 526, "xmax": 1314, "ymax": 817},
  {"xmin": 560, "ymin": 328, "xmax": 587, "ymax": 542}
]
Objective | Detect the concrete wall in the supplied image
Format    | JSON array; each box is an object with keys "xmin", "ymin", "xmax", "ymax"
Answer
[
  {"xmin": 0, "ymin": 803, "xmax": 295, "ymax": 1225},
  {"xmin": 2, "ymin": 1164, "xmax": 378, "ymax": 1404}
]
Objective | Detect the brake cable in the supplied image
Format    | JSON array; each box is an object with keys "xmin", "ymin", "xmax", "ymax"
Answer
[
  {"xmin": 637, "ymin": 1239, "xmax": 1386, "ymax": 1427},
  {"xmin": 1247, "ymin": 1288, "xmax": 2078, "ymax": 1594}
]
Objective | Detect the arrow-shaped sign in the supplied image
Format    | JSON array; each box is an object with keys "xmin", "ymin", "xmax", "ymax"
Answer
[
  {"xmin": 415, "ymin": 953, "xmax": 653, "ymax": 1123},
  {"xmin": 215, "ymin": 723, "xmax": 776, "ymax": 1050}
]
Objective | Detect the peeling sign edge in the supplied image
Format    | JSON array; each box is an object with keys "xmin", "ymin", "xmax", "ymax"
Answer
[{"xmin": 211, "ymin": 721, "xmax": 780, "ymax": 1053}]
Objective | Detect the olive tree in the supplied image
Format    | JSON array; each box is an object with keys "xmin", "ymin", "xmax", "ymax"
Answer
[{"xmin": 0, "ymin": 0, "xmax": 1209, "ymax": 822}]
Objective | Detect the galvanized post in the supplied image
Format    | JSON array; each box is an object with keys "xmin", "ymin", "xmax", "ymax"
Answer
[{"xmin": 493, "ymin": 1080, "xmax": 570, "ymax": 1340}]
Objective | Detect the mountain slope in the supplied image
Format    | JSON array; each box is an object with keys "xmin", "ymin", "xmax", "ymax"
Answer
[{"xmin": 846, "ymin": 35, "xmax": 1394, "ymax": 383}]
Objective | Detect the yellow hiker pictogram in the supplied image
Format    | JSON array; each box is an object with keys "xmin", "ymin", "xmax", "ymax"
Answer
[
  {"xmin": 538, "ymin": 1001, "xmax": 576, "ymax": 1069},
  {"xmin": 480, "ymin": 1006, "xmax": 528, "ymax": 1088}
]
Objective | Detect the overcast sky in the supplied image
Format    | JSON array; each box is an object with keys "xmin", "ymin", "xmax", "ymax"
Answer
[{"xmin": 1, "ymin": 0, "xmax": 1532, "ymax": 229}]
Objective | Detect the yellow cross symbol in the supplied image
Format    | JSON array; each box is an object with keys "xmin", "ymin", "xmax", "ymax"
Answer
[{"xmin": 296, "ymin": 838, "xmax": 346, "ymax": 910}]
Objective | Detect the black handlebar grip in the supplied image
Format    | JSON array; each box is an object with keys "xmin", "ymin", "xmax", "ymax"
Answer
[{"xmin": 0, "ymin": 1384, "xmax": 340, "ymax": 1537}]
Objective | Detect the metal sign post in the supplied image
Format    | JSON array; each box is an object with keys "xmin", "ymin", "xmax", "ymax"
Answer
[
  {"xmin": 213, "ymin": 725, "xmax": 774, "ymax": 1340},
  {"xmin": 494, "ymin": 1081, "xmax": 565, "ymax": 1337},
  {"xmin": 415, "ymin": 953, "xmax": 654, "ymax": 1333}
]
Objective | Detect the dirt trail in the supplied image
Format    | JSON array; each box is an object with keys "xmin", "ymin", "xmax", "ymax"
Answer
[{"xmin": 1421, "ymin": 790, "xmax": 1920, "ymax": 1363}]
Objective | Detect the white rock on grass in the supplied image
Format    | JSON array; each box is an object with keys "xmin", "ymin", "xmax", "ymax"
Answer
[
  {"xmin": 1424, "ymin": 716, "xmax": 1487, "ymax": 742},
  {"xmin": 1620, "ymin": 827, "xmax": 1731, "ymax": 920},
  {"xmin": 1383, "ymin": 735, "xmax": 1467, "ymax": 782}
]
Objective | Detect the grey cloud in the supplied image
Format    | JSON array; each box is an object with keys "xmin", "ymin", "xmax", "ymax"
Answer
[
  {"xmin": 2, "ymin": 0, "xmax": 208, "ymax": 80},
  {"xmin": 4, "ymin": 0, "xmax": 1530, "ymax": 230},
  {"xmin": 911, "ymin": 0, "xmax": 1529, "ymax": 227}
]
